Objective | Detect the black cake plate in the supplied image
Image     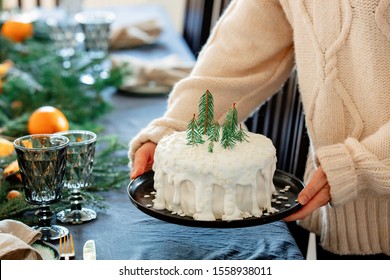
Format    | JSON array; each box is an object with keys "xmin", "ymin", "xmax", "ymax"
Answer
[{"xmin": 127, "ymin": 170, "xmax": 304, "ymax": 228}]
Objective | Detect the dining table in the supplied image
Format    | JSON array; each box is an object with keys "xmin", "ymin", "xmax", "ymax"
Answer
[{"xmin": 6, "ymin": 4, "xmax": 305, "ymax": 260}]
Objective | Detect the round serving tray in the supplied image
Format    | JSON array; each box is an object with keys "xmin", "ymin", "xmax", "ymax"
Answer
[{"xmin": 127, "ymin": 170, "xmax": 304, "ymax": 228}]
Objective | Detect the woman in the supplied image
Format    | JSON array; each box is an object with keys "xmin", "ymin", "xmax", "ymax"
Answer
[{"xmin": 129, "ymin": 0, "xmax": 390, "ymax": 259}]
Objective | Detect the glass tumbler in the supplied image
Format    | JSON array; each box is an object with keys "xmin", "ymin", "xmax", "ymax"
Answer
[
  {"xmin": 14, "ymin": 134, "xmax": 69, "ymax": 241},
  {"xmin": 55, "ymin": 130, "xmax": 97, "ymax": 224}
]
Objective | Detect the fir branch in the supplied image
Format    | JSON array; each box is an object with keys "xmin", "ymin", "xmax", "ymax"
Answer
[
  {"xmin": 186, "ymin": 92, "xmax": 249, "ymax": 152},
  {"xmin": 221, "ymin": 123, "xmax": 236, "ymax": 149},
  {"xmin": 236, "ymin": 123, "xmax": 249, "ymax": 143},
  {"xmin": 186, "ymin": 113, "xmax": 204, "ymax": 146},
  {"xmin": 207, "ymin": 122, "xmax": 220, "ymax": 153},
  {"xmin": 197, "ymin": 90, "xmax": 214, "ymax": 135},
  {"xmin": 207, "ymin": 140, "xmax": 214, "ymax": 153},
  {"xmin": 0, "ymin": 35, "xmax": 129, "ymax": 137},
  {"xmin": 0, "ymin": 113, "xmax": 30, "ymax": 137},
  {"xmin": 87, "ymin": 135, "xmax": 129, "ymax": 191},
  {"xmin": 221, "ymin": 103, "xmax": 239, "ymax": 149},
  {"xmin": 228, "ymin": 103, "xmax": 239, "ymax": 130}
]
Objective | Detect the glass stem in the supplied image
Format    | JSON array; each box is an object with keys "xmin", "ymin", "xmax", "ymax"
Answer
[
  {"xmin": 35, "ymin": 205, "xmax": 53, "ymax": 228},
  {"xmin": 70, "ymin": 188, "xmax": 83, "ymax": 211},
  {"xmin": 35, "ymin": 205, "xmax": 53, "ymax": 240}
]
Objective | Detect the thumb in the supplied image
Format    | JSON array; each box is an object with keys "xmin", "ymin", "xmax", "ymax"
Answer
[{"xmin": 130, "ymin": 154, "xmax": 147, "ymax": 179}]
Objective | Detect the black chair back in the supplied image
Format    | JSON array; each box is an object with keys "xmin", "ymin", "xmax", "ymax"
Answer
[{"xmin": 244, "ymin": 69, "xmax": 309, "ymax": 180}]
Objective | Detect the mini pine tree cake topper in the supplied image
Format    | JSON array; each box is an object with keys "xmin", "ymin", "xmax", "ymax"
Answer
[
  {"xmin": 186, "ymin": 113, "xmax": 204, "ymax": 146},
  {"xmin": 197, "ymin": 89, "xmax": 214, "ymax": 135},
  {"xmin": 221, "ymin": 102, "xmax": 239, "ymax": 149},
  {"xmin": 236, "ymin": 123, "xmax": 249, "ymax": 143},
  {"xmin": 186, "ymin": 90, "xmax": 249, "ymax": 152},
  {"xmin": 207, "ymin": 121, "xmax": 220, "ymax": 153}
]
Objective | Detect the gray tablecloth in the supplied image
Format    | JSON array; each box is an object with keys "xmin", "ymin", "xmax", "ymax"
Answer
[{"xmin": 65, "ymin": 187, "xmax": 304, "ymax": 260}]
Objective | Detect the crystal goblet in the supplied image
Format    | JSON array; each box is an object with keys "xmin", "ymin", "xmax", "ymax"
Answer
[
  {"xmin": 55, "ymin": 130, "xmax": 97, "ymax": 224},
  {"xmin": 14, "ymin": 134, "xmax": 69, "ymax": 241},
  {"xmin": 59, "ymin": 0, "xmax": 84, "ymax": 16},
  {"xmin": 46, "ymin": 16, "xmax": 80, "ymax": 69},
  {"xmin": 74, "ymin": 10, "xmax": 116, "ymax": 85}
]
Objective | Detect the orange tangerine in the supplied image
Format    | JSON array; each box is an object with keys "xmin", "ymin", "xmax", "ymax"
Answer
[
  {"xmin": 0, "ymin": 60, "xmax": 13, "ymax": 77},
  {"xmin": 0, "ymin": 137, "xmax": 14, "ymax": 157},
  {"xmin": 6, "ymin": 190, "xmax": 22, "ymax": 200},
  {"xmin": 27, "ymin": 106, "xmax": 69, "ymax": 134},
  {"xmin": 1, "ymin": 20, "xmax": 33, "ymax": 43},
  {"xmin": 3, "ymin": 159, "xmax": 19, "ymax": 178}
]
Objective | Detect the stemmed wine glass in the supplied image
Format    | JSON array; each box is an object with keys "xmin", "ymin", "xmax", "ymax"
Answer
[
  {"xmin": 14, "ymin": 134, "xmax": 69, "ymax": 241},
  {"xmin": 46, "ymin": 16, "xmax": 80, "ymax": 69},
  {"xmin": 55, "ymin": 130, "xmax": 97, "ymax": 224},
  {"xmin": 74, "ymin": 10, "xmax": 116, "ymax": 85}
]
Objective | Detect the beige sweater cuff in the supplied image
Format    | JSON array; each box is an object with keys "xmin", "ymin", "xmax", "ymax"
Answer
[
  {"xmin": 316, "ymin": 142, "xmax": 358, "ymax": 206},
  {"xmin": 128, "ymin": 118, "xmax": 187, "ymax": 165}
]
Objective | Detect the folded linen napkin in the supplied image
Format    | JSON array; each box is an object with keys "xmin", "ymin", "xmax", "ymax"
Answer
[
  {"xmin": 0, "ymin": 219, "xmax": 43, "ymax": 260},
  {"xmin": 111, "ymin": 54, "xmax": 194, "ymax": 93},
  {"xmin": 110, "ymin": 18, "xmax": 163, "ymax": 49}
]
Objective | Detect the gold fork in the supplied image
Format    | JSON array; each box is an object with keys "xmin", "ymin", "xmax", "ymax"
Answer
[{"xmin": 59, "ymin": 234, "xmax": 75, "ymax": 260}]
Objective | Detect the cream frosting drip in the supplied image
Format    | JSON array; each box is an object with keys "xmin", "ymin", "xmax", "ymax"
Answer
[{"xmin": 152, "ymin": 131, "xmax": 277, "ymax": 221}]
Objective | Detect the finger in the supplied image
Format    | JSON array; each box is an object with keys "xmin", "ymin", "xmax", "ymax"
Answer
[
  {"xmin": 298, "ymin": 166, "xmax": 327, "ymax": 205},
  {"xmin": 130, "ymin": 142, "xmax": 157, "ymax": 179},
  {"xmin": 283, "ymin": 201, "xmax": 315, "ymax": 222},
  {"xmin": 284, "ymin": 185, "xmax": 330, "ymax": 222},
  {"xmin": 130, "ymin": 150, "xmax": 148, "ymax": 179}
]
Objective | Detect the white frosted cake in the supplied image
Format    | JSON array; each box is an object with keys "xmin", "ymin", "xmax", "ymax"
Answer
[{"xmin": 152, "ymin": 131, "xmax": 277, "ymax": 221}]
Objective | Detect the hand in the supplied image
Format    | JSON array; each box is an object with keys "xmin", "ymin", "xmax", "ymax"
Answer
[
  {"xmin": 283, "ymin": 165, "xmax": 330, "ymax": 222},
  {"xmin": 130, "ymin": 141, "xmax": 157, "ymax": 179}
]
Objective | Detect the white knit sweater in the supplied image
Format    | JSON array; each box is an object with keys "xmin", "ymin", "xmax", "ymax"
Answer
[{"xmin": 129, "ymin": 0, "xmax": 390, "ymax": 255}]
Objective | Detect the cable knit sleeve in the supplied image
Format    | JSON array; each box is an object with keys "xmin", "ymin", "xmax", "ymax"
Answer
[
  {"xmin": 129, "ymin": 0, "xmax": 295, "ymax": 163},
  {"xmin": 317, "ymin": 121, "xmax": 390, "ymax": 207}
]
